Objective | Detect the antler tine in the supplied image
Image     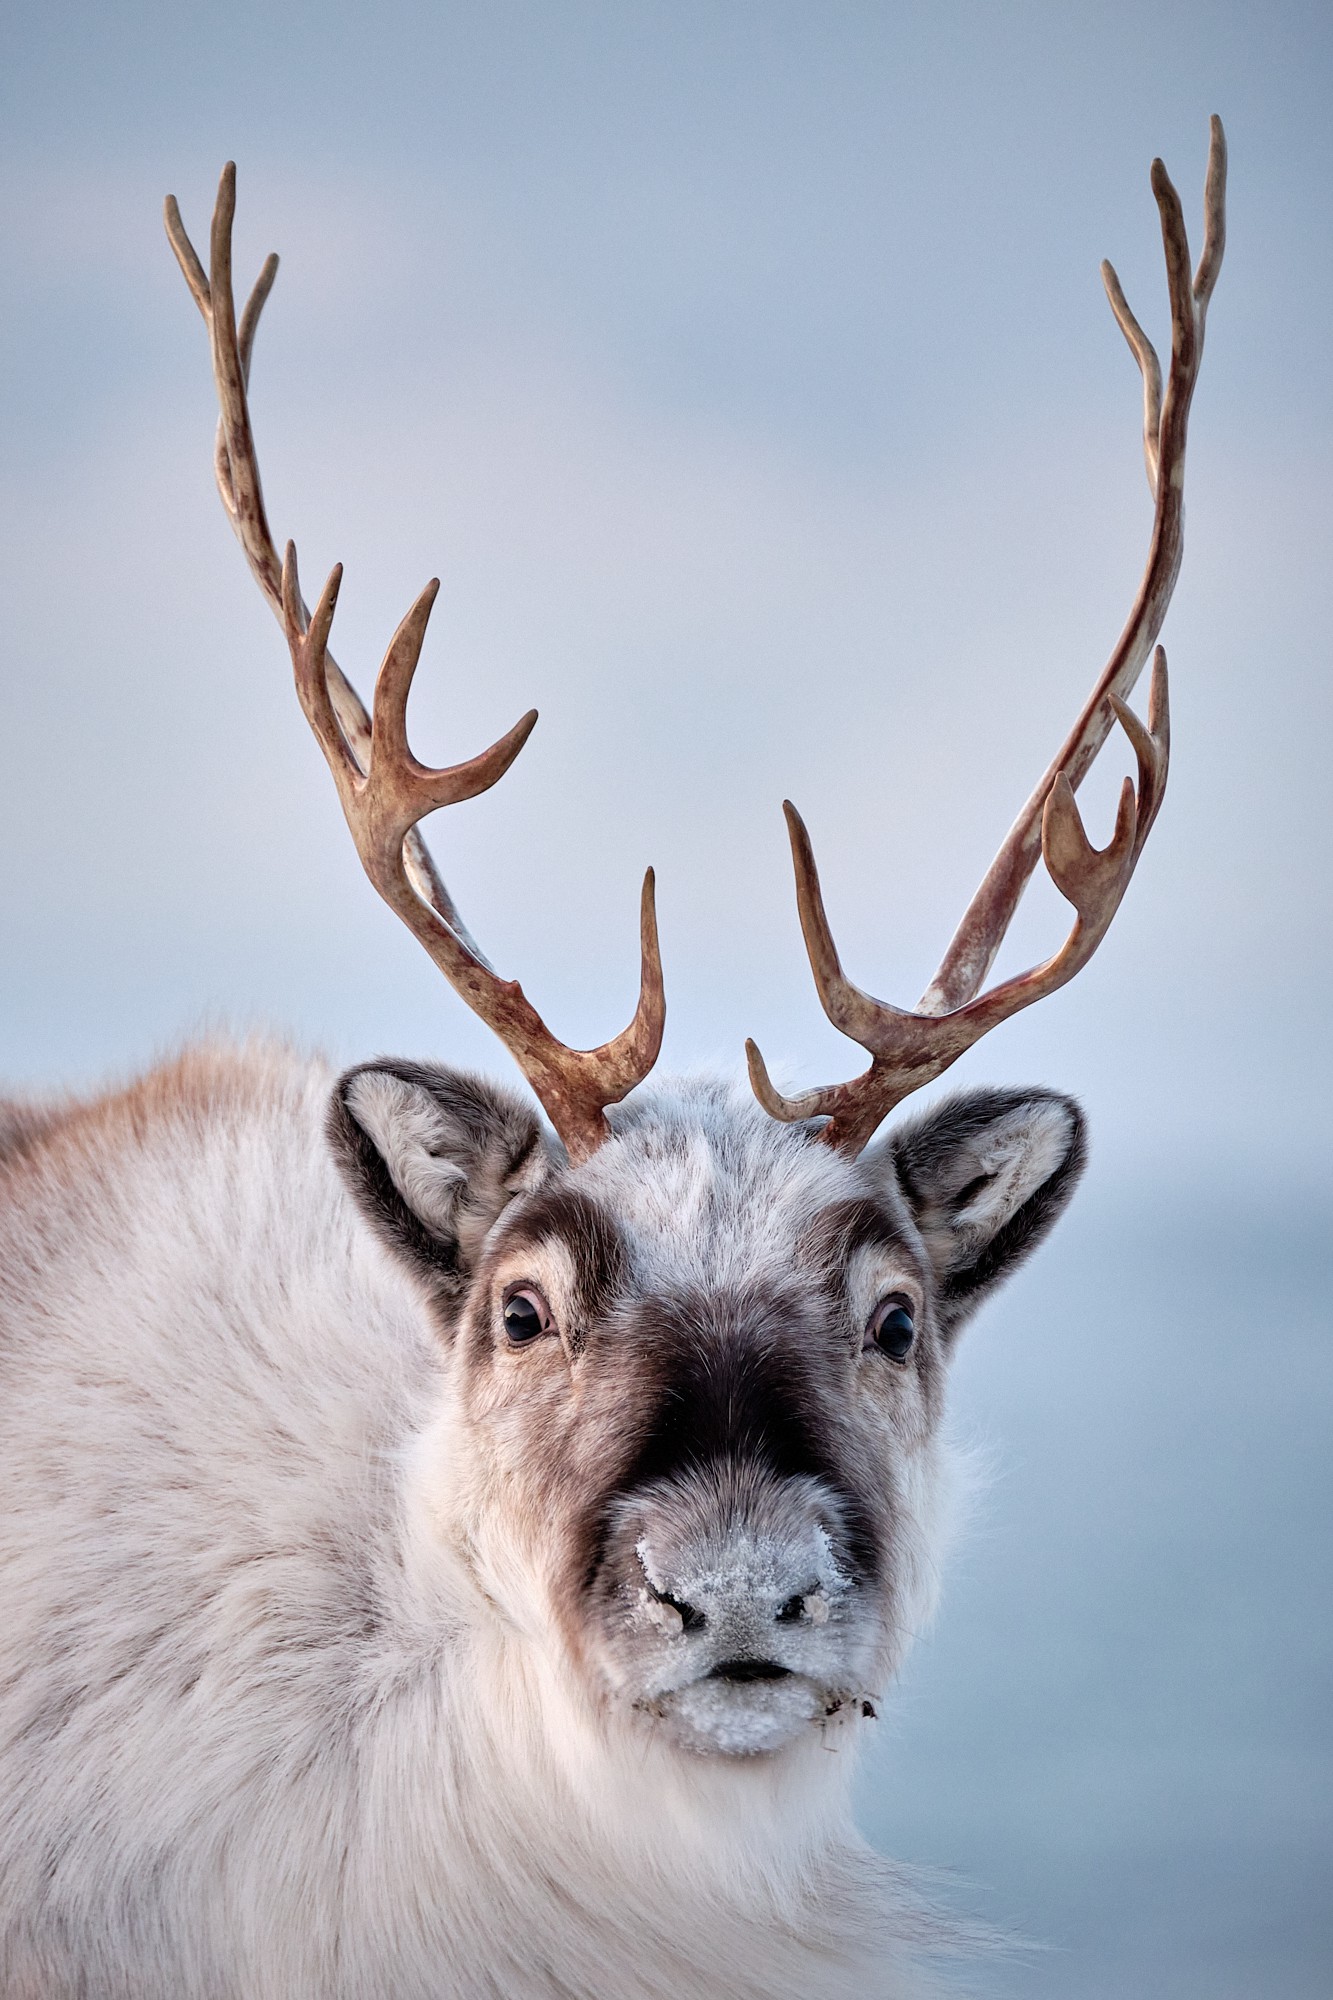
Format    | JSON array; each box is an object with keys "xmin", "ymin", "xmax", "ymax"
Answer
[
  {"xmin": 1150, "ymin": 156, "xmax": 1197, "ymax": 378},
  {"xmin": 780, "ymin": 804, "xmax": 889, "ymax": 1045},
  {"xmin": 165, "ymin": 166, "xmax": 487, "ymax": 958},
  {"xmin": 221, "ymin": 255, "xmax": 279, "ymax": 527},
  {"xmin": 163, "ymin": 194, "xmax": 210, "ymax": 316},
  {"xmin": 751, "ymin": 697, "xmax": 1150, "ymax": 1152},
  {"xmin": 750, "ymin": 122, "xmax": 1222, "ymax": 1154},
  {"xmin": 282, "ymin": 543, "xmax": 538, "ymax": 837},
  {"xmin": 369, "ymin": 578, "xmax": 540, "ymax": 816},
  {"xmin": 1193, "ymin": 114, "xmax": 1228, "ymax": 312},
  {"xmin": 1110, "ymin": 645, "xmax": 1170, "ymax": 858},
  {"xmin": 1100, "ymin": 260, "xmax": 1162, "ymax": 497},
  {"xmin": 206, "ymin": 165, "xmax": 269, "ymax": 587},
  {"xmin": 172, "ymin": 172, "xmax": 666, "ymax": 1162},
  {"xmin": 281, "ymin": 547, "xmax": 358, "ymax": 786},
  {"xmin": 924, "ymin": 117, "xmax": 1222, "ymax": 1021},
  {"xmin": 237, "ymin": 254, "xmax": 279, "ymax": 384},
  {"xmin": 370, "ymin": 579, "xmax": 443, "ymax": 777}
]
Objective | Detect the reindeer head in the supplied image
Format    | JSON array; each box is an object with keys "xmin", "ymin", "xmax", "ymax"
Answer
[
  {"xmin": 330, "ymin": 1060, "xmax": 1083, "ymax": 1755},
  {"xmin": 166, "ymin": 124, "xmax": 1223, "ymax": 1756}
]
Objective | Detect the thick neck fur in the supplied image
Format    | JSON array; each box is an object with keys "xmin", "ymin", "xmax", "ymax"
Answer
[
  {"xmin": 0, "ymin": 1042, "xmax": 1000, "ymax": 1999},
  {"xmin": 381, "ymin": 1507, "xmax": 946, "ymax": 1998}
]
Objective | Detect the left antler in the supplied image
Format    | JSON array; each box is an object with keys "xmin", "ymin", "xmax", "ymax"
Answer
[
  {"xmin": 166, "ymin": 166, "xmax": 664, "ymax": 1163},
  {"xmin": 747, "ymin": 116, "xmax": 1226, "ymax": 1155}
]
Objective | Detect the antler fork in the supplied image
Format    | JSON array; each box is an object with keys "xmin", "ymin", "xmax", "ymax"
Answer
[
  {"xmin": 165, "ymin": 166, "xmax": 664, "ymax": 1163},
  {"xmin": 747, "ymin": 117, "xmax": 1226, "ymax": 1154}
]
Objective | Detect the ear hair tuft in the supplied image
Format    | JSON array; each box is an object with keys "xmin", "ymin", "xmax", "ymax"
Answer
[
  {"xmin": 888, "ymin": 1087, "xmax": 1087, "ymax": 1340},
  {"xmin": 329, "ymin": 1060, "xmax": 550, "ymax": 1299}
]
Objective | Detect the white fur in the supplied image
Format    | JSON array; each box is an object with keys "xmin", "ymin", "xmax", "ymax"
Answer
[{"xmin": 0, "ymin": 1043, "xmax": 976, "ymax": 1998}]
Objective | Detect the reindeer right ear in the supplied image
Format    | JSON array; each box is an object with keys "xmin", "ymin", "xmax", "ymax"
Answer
[{"xmin": 329, "ymin": 1061, "xmax": 552, "ymax": 1292}]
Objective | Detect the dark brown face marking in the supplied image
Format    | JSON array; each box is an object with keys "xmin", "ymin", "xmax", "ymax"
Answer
[
  {"xmin": 480, "ymin": 1183, "xmax": 628, "ymax": 1349},
  {"xmin": 796, "ymin": 1196, "xmax": 924, "ymax": 1283},
  {"xmin": 586, "ymin": 1283, "xmax": 882, "ymax": 1589},
  {"xmin": 461, "ymin": 1181, "xmax": 632, "ymax": 1371}
]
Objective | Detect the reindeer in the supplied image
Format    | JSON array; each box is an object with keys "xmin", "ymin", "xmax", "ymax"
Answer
[{"xmin": 0, "ymin": 123, "xmax": 1225, "ymax": 1999}]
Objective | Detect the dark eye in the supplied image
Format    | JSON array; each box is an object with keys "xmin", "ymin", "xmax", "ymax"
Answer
[
  {"xmin": 502, "ymin": 1286, "xmax": 554, "ymax": 1345},
  {"xmin": 866, "ymin": 1295, "xmax": 916, "ymax": 1362}
]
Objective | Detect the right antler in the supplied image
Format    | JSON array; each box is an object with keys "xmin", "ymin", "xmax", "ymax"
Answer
[
  {"xmin": 165, "ymin": 165, "xmax": 664, "ymax": 1163},
  {"xmin": 747, "ymin": 117, "xmax": 1226, "ymax": 1155}
]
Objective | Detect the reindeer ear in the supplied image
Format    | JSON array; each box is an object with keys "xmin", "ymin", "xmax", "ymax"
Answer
[
  {"xmin": 886, "ymin": 1087, "xmax": 1086, "ymax": 1339},
  {"xmin": 329, "ymin": 1060, "xmax": 552, "ymax": 1294}
]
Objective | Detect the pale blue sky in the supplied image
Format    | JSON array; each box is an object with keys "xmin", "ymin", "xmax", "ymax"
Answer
[{"xmin": 2, "ymin": 4, "xmax": 1330, "ymax": 1989}]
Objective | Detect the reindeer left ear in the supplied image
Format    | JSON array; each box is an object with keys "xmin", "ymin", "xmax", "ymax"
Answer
[
  {"xmin": 329, "ymin": 1060, "xmax": 553, "ymax": 1296},
  {"xmin": 884, "ymin": 1087, "xmax": 1086, "ymax": 1339}
]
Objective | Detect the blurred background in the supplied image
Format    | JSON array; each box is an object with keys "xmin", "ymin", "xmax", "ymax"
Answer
[{"xmin": 1, "ymin": 3, "xmax": 1329, "ymax": 1991}]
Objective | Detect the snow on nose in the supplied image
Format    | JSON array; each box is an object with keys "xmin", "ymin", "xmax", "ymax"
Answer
[
  {"xmin": 635, "ymin": 1512, "xmax": 849, "ymax": 1668},
  {"xmin": 631, "ymin": 1515, "xmax": 859, "ymax": 1755}
]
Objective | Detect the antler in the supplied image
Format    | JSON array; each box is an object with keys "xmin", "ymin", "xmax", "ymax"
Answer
[
  {"xmin": 747, "ymin": 117, "xmax": 1226, "ymax": 1155},
  {"xmin": 165, "ymin": 165, "xmax": 664, "ymax": 1162}
]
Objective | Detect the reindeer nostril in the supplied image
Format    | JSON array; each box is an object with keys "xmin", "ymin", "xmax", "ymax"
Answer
[{"xmin": 648, "ymin": 1585, "xmax": 705, "ymax": 1632}]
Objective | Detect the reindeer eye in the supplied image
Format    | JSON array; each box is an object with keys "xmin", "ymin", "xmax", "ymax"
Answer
[
  {"xmin": 502, "ymin": 1286, "xmax": 553, "ymax": 1345},
  {"xmin": 866, "ymin": 1295, "xmax": 916, "ymax": 1361}
]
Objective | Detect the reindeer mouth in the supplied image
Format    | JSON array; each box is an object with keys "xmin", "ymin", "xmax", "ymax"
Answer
[
  {"xmin": 646, "ymin": 1662, "xmax": 838, "ymax": 1757},
  {"xmin": 708, "ymin": 1658, "xmax": 793, "ymax": 1684}
]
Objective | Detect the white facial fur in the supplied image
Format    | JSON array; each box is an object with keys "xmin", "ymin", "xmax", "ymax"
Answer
[
  {"xmin": 0, "ymin": 1043, "xmax": 1081, "ymax": 1997},
  {"xmin": 420, "ymin": 1078, "xmax": 970, "ymax": 1759}
]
